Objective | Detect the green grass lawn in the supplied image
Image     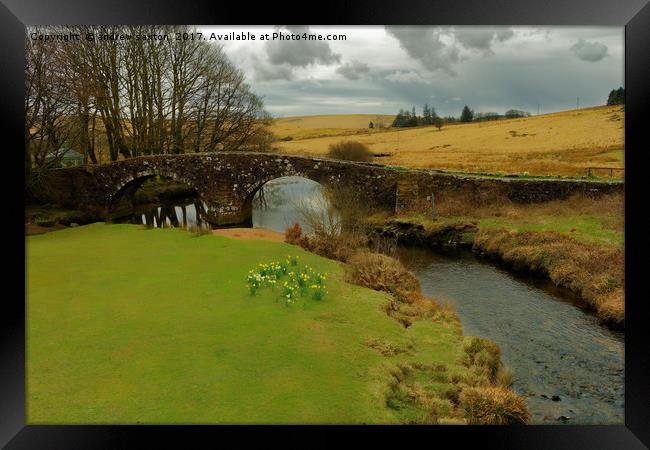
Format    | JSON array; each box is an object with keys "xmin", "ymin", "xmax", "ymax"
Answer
[{"xmin": 26, "ymin": 223, "xmax": 466, "ymax": 424}]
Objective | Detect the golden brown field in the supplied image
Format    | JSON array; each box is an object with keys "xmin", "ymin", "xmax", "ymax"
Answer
[
  {"xmin": 271, "ymin": 114, "xmax": 395, "ymax": 140},
  {"xmin": 271, "ymin": 106, "xmax": 625, "ymax": 178}
]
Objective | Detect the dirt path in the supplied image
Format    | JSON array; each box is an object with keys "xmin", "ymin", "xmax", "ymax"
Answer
[{"xmin": 212, "ymin": 227, "xmax": 285, "ymax": 242}]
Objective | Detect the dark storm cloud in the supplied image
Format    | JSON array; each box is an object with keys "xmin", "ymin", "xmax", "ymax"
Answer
[
  {"xmin": 384, "ymin": 26, "xmax": 515, "ymax": 74},
  {"xmin": 252, "ymin": 26, "xmax": 342, "ymax": 81},
  {"xmin": 336, "ymin": 60, "xmax": 370, "ymax": 80},
  {"xmin": 265, "ymin": 27, "xmax": 341, "ymax": 68},
  {"xmin": 570, "ymin": 39, "xmax": 608, "ymax": 62},
  {"xmin": 385, "ymin": 26, "xmax": 460, "ymax": 75},
  {"xmin": 453, "ymin": 27, "xmax": 515, "ymax": 54}
]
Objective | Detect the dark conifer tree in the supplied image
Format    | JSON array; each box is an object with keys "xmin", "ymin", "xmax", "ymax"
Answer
[{"xmin": 460, "ymin": 105, "xmax": 474, "ymax": 123}]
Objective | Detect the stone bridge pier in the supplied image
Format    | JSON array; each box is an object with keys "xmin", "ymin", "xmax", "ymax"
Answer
[{"xmin": 201, "ymin": 183, "xmax": 258, "ymax": 227}]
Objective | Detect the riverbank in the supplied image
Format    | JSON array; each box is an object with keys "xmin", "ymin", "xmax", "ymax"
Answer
[
  {"xmin": 25, "ymin": 204, "xmax": 101, "ymax": 235},
  {"xmin": 370, "ymin": 208, "xmax": 624, "ymax": 328},
  {"xmin": 27, "ymin": 223, "xmax": 527, "ymax": 424}
]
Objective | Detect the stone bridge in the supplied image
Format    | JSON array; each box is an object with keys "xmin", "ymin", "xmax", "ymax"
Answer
[{"xmin": 30, "ymin": 152, "xmax": 624, "ymax": 227}]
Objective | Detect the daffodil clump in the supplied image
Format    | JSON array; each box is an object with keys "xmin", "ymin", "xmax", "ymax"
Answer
[
  {"xmin": 246, "ymin": 270, "xmax": 276, "ymax": 296},
  {"xmin": 246, "ymin": 256, "xmax": 327, "ymax": 306}
]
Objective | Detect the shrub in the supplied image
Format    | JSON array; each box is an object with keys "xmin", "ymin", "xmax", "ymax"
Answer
[
  {"xmin": 296, "ymin": 232, "xmax": 367, "ymax": 262},
  {"xmin": 327, "ymin": 140, "xmax": 373, "ymax": 162},
  {"xmin": 285, "ymin": 223, "xmax": 303, "ymax": 244},
  {"xmin": 347, "ymin": 250, "xmax": 420, "ymax": 294},
  {"xmin": 459, "ymin": 387, "xmax": 530, "ymax": 425},
  {"xmin": 291, "ymin": 182, "xmax": 381, "ymax": 262}
]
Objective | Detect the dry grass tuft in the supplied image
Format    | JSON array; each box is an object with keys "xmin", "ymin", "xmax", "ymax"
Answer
[
  {"xmin": 461, "ymin": 336, "xmax": 502, "ymax": 382},
  {"xmin": 459, "ymin": 387, "xmax": 530, "ymax": 425},
  {"xmin": 384, "ymin": 362, "xmax": 457, "ymax": 424},
  {"xmin": 327, "ymin": 140, "xmax": 374, "ymax": 162},
  {"xmin": 495, "ymin": 366, "xmax": 514, "ymax": 389},
  {"xmin": 347, "ymin": 250, "xmax": 420, "ymax": 294},
  {"xmin": 346, "ymin": 250, "xmax": 448, "ymax": 327},
  {"xmin": 383, "ymin": 357, "xmax": 528, "ymax": 425},
  {"xmin": 294, "ymin": 232, "xmax": 368, "ymax": 262},
  {"xmin": 366, "ymin": 339, "xmax": 412, "ymax": 357}
]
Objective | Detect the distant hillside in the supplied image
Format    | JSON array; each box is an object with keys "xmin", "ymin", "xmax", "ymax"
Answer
[
  {"xmin": 271, "ymin": 114, "xmax": 395, "ymax": 141},
  {"xmin": 272, "ymin": 106, "xmax": 624, "ymax": 178}
]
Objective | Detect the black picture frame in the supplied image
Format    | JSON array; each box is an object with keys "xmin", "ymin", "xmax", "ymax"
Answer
[{"xmin": 3, "ymin": 0, "xmax": 649, "ymax": 447}]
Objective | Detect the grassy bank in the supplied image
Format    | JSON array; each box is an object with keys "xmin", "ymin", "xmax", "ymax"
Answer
[
  {"xmin": 27, "ymin": 223, "xmax": 524, "ymax": 424},
  {"xmin": 435, "ymin": 191, "xmax": 624, "ymax": 249}
]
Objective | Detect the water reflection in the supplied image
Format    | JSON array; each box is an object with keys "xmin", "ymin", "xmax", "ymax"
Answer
[
  {"xmin": 117, "ymin": 200, "xmax": 211, "ymax": 232},
  {"xmin": 115, "ymin": 176, "xmax": 336, "ymax": 233},
  {"xmin": 397, "ymin": 247, "xmax": 624, "ymax": 425},
  {"xmin": 252, "ymin": 176, "xmax": 338, "ymax": 234}
]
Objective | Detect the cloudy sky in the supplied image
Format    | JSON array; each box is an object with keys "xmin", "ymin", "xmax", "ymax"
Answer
[{"xmin": 200, "ymin": 26, "xmax": 623, "ymax": 118}]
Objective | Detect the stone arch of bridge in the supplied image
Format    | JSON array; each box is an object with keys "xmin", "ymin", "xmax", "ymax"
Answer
[
  {"xmin": 108, "ymin": 170, "xmax": 205, "ymax": 215},
  {"xmin": 239, "ymin": 171, "xmax": 331, "ymax": 222}
]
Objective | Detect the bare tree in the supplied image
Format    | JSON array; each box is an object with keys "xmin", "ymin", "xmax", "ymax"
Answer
[
  {"xmin": 25, "ymin": 27, "xmax": 78, "ymax": 171},
  {"xmin": 25, "ymin": 25, "xmax": 273, "ymax": 169}
]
